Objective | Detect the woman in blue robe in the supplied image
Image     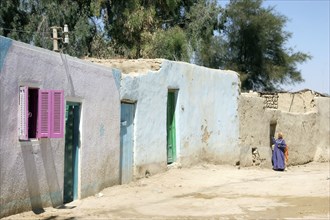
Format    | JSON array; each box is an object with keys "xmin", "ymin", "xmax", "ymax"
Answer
[{"xmin": 272, "ymin": 132, "xmax": 287, "ymax": 171}]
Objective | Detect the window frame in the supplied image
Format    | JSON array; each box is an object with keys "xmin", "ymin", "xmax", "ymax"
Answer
[{"xmin": 19, "ymin": 86, "xmax": 64, "ymax": 140}]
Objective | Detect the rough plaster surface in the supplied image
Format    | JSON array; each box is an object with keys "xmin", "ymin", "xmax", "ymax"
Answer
[
  {"xmin": 314, "ymin": 97, "xmax": 330, "ymax": 162},
  {"xmin": 239, "ymin": 92, "xmax": 329, "ymax": 167},
  {"xmin": 239, "ymin": 95, "xmax": 271, "ymax": 167},
  {"xmin": 117, "ymin": 60, "xmax": 240, "ymax": 178},
  {"xmin": 0, "ymin": 37, "xmax": 120, "ymax": 217},
  {"xmin": 277, "ymin": 91, "xmax": 317, "ymax": 113}
]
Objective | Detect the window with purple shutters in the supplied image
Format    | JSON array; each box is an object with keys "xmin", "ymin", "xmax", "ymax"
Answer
[
  {"xmin": 19, "ymin": 86, "xmax": 64, "ymax": 140},
  {"xmin": 50, "ymin": 90, "xmax": 64, "ymax": 138},
  {"xmin": 37, "ymin": 90, "xmax": 51, "ymax": 138}
]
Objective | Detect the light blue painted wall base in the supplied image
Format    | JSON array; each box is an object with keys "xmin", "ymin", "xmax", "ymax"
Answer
[{"xmin": 0, "ymin": 36, "xmax": 12, "ymax": 71}]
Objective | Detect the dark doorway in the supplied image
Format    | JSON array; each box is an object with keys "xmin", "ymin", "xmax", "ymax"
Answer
[
  {"xmin": 270, "ymin": 122, "xmax": 277, "ymax": 148},
  {"xmin": 28, "ymin": 88, "xmax": 38, "ymax": 138}
]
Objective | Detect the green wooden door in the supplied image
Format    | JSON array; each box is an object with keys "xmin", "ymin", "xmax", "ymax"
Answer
[
  {"xmin": 167, "ymin": 91, "xmax": 177, "ymax": 164},
  {"xmin": 64, "ymin": 102, "xmax": 80, "ymax": 203}
]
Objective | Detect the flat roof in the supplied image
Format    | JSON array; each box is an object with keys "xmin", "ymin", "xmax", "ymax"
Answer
[{"xmin": 85, "ymin": 58, "xmax": 163, "ymax": 75}]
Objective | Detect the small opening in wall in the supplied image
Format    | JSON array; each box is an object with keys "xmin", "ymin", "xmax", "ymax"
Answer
[
  {"xmin": 269, "ymin": 122, "xmax": 277, "ymax": 148},
  {"xmin": 28, "ymin": 88, "xmax": 39, "ymax": 138}
]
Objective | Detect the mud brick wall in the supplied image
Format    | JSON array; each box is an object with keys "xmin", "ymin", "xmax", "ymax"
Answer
[{"xmin": 260, "ymin": 93, "xmax": 279, "ymax": 109}]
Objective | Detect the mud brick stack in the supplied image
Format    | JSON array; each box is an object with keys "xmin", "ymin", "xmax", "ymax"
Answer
[{"xmin": 260, "ymin": 93, "xmax": 279, "ymax": 109}]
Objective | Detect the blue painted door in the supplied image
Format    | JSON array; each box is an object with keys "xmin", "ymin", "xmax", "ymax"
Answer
[
  {"xmin": 120, "ymin": 103, "xmax": 135, "ymax": 184},
  {"xmin": 64, "ymin": 102, "xmax": 80, "ymax": 203}
]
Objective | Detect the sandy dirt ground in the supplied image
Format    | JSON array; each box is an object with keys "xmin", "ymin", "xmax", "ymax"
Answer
[{"xmin": 5, "ymin": 162, "xmax": 330, "ymax": 219}]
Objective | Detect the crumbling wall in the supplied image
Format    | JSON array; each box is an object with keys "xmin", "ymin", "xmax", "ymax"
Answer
[
  {"xmin": 239, "ymin": 93, "xmax": 271, "ymax": 167},
  {"xmin": 313, "ymin": 97, "xmax": 330, "ymax": 162},
  {"xmin": 259, "ymin": 90, "xmax": 318, "ymax": 113},
  {"xmin": 265, "ymin": 110, "xmax": 318, "ymax": 165},
  {"xmin": 260, "ymin": 93, "xmax": 279, "ymax": 109},
  {"xmin": 239, "ymin": 91, "xmax": 329, "ymax": 167},
  {"xmin": 277, "ymin": 91, "xmax": 317, "ymax": 113}
]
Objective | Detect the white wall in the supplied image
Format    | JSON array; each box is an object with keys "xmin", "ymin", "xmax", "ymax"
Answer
[
  {"xmin": 120, "ymin": 60, "xmax": 240, "ymax": 178},
  {"xmin": 0, "ymin": 37, "xmax": 120, "ymax": 217}
]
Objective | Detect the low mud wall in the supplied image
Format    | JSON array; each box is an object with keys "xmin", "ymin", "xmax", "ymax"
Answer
[{"xmin": 239, "ymin": 91, "xmax": 329, "ymax": 167}]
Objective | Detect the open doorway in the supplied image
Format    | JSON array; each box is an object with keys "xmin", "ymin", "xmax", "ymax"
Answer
[{"xmin": 270, "ymin": 121, "xmax": 277, "ymax": 148}]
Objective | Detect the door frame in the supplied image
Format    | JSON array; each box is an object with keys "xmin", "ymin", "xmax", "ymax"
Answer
[
  {"xmin": 120, "ymin": 101, "xmax": 136, "ymax": 184},
  {"xmin": 167, "ymin": 89, "xmax": 178, "ymax": 164},
  {"xmin": 64, "ymin": 101, "xmax": 81, "ymax": 203}
]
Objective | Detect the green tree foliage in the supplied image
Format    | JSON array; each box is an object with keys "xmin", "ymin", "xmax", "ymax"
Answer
[
  {"xmin": 186, "ymin": 0, "xmax": 224, "ymax": 67},
  {"xmin": 222, "ymin": 0, "xmax": 310, "ymax": 91},
  {"xmin": 0, "ymin": 0, "xmax": 310, "ymax": 91},
  {"xmin": 1, "ymin": 0, "xmax": 98, "ymax": 57},
  {"xmin": 144, "ymin": 26, "xmax": 189, "ymax": 61},
  {"xmin": 98, "ymin": 0, "xmax": 195, "ymax": 58},
  {"xmin": 0, "ymin": 0, "xmax": 29, "ymax": 41}
]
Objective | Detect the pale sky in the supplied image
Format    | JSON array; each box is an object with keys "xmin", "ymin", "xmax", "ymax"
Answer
[
  {"xmin": 265, "ymin": 0, "xmax": 330, "ymax": 94},
  {"xmin": 220, "ymin": 0, "xmax": 330, "ymax": 94}
]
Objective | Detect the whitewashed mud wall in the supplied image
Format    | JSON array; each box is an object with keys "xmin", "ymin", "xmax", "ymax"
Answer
[
  {"xmin": 239, "ymin": 92, "xmax": 329, "ymax": 167},
  {"xmin": 120, "ymin": 60, "xmax": 240, "ymax": 178},
  {"xmin": 0, "ymin": 37, "xmax": 120, "ymax": 218}
]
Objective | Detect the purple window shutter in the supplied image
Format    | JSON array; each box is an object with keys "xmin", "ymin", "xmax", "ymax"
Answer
[
  {"xmin": 37, "ymin": 90, "xmax": 51, "ymax": 138},
  {"xmin": 50, "ymin": 90, "xmax": 64, "ymax": 138},
  {"xmin": 19, "ymin": 86, "xmax": 29, "ymax": 140}
]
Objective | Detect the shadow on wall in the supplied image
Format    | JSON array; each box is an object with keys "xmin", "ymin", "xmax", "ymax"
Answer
[
  {"xmin": 21, "ymin": 142, "xmax": 45, "ymax": 214},
  {"xmin": 40, "ymin": 139, "xmax": 62, "ymax": 208},
  {"xmin": 21, "ymin": 140, "xmax": 62, "ymax": 214}
]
